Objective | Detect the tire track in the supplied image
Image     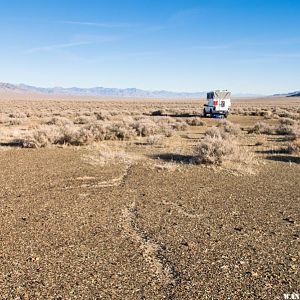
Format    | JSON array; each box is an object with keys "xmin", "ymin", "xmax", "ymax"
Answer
[
  {"xmin": 154, "ymin": 199, "xmax": 204, "ymax": 219},
  {"xmin": 122, "ymin": 202, "xmax": 180, "ymax": 286},
  {"xmin": 61, "ymin": 163, "xmax": 133, "ymax": 190},
  {"xmin": 80, "ymin": 164, "xmax": 132, "ymax": 188}
]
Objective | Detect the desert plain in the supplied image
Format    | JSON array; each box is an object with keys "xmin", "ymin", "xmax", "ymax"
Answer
[{"xmin": 0, "ymin": 94, "xmax": 299, "ymax": 299}]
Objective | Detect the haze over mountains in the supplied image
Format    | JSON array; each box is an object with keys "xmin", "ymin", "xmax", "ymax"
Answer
[
  {"xmin": 0, "ymin": 82, "xmax": 268, "ymax": 98},
  {"xmin": 0, "ymin": 82, "xmax": 207, "ymax": 98},
  {"xmin": 1, "ymin": 82, "xmax": 298, "ymax": 98}
]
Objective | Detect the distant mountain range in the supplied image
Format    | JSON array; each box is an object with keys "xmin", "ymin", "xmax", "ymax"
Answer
[
  {"xmin": 0, "ymin": 82, "xmax": 267, "ymax": 98},
  {"xmin": 273, "ymin": 91, "xmax": 300, "ymax": 97},
  {"xmin": 0, "ymin": 82, "xmax": 207, "ymax": 98}
]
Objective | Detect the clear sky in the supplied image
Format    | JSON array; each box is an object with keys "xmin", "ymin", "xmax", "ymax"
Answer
[{"xmin": 0, "ymin": 0, "xmax": 299, "ymax": 94}]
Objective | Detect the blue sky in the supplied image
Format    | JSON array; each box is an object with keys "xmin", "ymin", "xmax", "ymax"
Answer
[{"xmin": 0, "ymin": 0, "xmax": 299, "ymax": 94}]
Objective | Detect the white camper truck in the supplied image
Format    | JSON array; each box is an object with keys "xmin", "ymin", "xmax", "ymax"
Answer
[{"xmin": 203, "ymin": 90, "xmax": 231, "ymax": 118}]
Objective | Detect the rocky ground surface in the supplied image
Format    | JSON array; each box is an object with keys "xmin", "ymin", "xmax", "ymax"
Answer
[{"xmin": 0, "ymin": 114, "xmax": 299, "ymax": 299}]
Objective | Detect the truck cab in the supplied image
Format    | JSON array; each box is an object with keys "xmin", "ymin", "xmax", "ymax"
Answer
[{"xmin": 203, "ymin": 90, "xmax": 231, "ymax": 118}]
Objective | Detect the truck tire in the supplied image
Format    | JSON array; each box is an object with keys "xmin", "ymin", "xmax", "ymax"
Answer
[
  {"xmin": 224, "ymin": 111, "xmax": 229, "ymax": 118},
  {"xmin": 203, "ymin": 109, "xmax": 207, "ymax": 118},
  {"xmin": 210, "ymin": 109, "xmax": 213, "ymax": 118}
]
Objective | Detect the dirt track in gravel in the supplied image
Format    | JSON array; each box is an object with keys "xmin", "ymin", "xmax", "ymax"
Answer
[{"xmin": 0, "ymin": 98, "xmax": 300, "ymax": 299}]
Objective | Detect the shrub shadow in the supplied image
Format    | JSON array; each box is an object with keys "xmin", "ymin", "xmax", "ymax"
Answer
[
  {"xmin": 256, "ymin": 149, "xmax": 290, "ymax": 154},
  {"xmin": 266, "ymin": 137, "xmax": 291, "ymax": 142},
  {"xmin": 149, "ymin": 153, "xmax": 193, "ymax": 164},
  {"xmin": 265, "ymin": 155, "xmax": 300, "ymax": 164}
]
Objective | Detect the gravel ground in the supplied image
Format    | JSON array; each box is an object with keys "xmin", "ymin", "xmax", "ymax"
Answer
[{"xmin": 0, "ymin": 134, "xmax": 299, "ymax": 299}]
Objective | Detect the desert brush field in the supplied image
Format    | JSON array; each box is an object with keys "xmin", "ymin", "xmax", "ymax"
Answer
[{"xmin": 0, "ymin": 94, "xmax": 299, "ymax": 299}]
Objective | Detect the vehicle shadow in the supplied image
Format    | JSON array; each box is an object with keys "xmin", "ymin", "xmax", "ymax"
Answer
[
  {"xmin": 149, "ymin": 111, "xmax": 202, "ymax": 118},
  {"xmin": 149, "ymin": 153, "xmax": 193, "ymax": 164},
  {"xmin": 0, "ymin": 141, "xmax": 23, "ymax": 147}
]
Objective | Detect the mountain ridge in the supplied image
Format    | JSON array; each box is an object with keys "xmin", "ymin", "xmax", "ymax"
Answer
[
  {"xmin": 0, "ymin": 82, "xmax": 207, "ymax": 98},
  {"xmin": 273, "ymin": 91, "xmax": 300, "ymax": 97},
  {"xmin": 0, "ymin": 82, "xmax": 266, "ymax": 98}
]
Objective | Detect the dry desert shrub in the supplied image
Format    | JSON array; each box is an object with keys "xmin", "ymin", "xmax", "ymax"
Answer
[
  {"xmin": 131, "ymin": 118, "xmax": 160, "ymax": 137},
  {"xmin": 262, "ymin": 111, "xmax": 273, "ymax": 119},
  {"xmin": 8, "ymin": 127, "xmax": 55, "ymax": 148},
  {"xmin": 278, "ymin": 118, "xmax": 296, "ymax": 126},
  {"xmin": 25, "ymin": 111, "xmax": 33, "ymax": 118},
  {"xmin": 217, "ymin": 120, "xmax": 241, "ymax": 136},
  {"xmin": 171, "ymin": 119, "xmax": 188, "ymax": 131},
  {"xmin": 0, "ymin": 114, "xmax": 10, "ymax": 124},
  {"xmin": 57, "ymin": 122, "xmax": 134, "ymax": 145},
  {"xmin": 230, "ymin": 106, "xmax": 298, "ymax": 120},
  {"xmin": 274, "ymin": 118, "xmax": 299, "ymax": 136},
  {"xmin": 9, "ymin": 118, "xmax": 24, "ymax": 126},
  {"xmin": 194, "ymin": 135, "xmax": 236, "ymax": 165},
  {"xmin": 185, "ymin": 117, "xmax": 206, "ymax": 126},
  {"xmin": 231, "ymin": 108, "xmax": 244, "ymax": 115},
  {"xmin": 44, "ymin": 116, "xmax": 73, "ymax": 126},
  {"xmin": 160, "ymin": 125, "xmax": 174, "ymax": 137},
  {"xmin": 105, "ymin": 122, "xmax": 137, "ymax": 140},
  {"xmin": 205, "ymin": 126, "xmax": 227, "ymax": 139},
  {"xmin": 95, "ymin": 110, "xmax": 111, "ymax": 121},
  {"xmin": 285, "ymin": 141, "xmax": 300, "ymax": 154},
  {"xmin": 205, "ymin": 121, "xmax": 240, "ymax": 140},
  {"xmin": 55, "ymin": 125, "xmax": 88, "ymax": 146},
  {"xmin": 8, "ymin": 112, "xmax": 27, "ymax": 118},
  {"xmin": 73, "ymin": 116, "xmax": 95, "ymax": 124},
  {"xmin": 194, "ymin": 126, "xmax": 254, "ymax": 167},
  {"xmin": 249, "ymin": 122, "xmax": 274, "ymax": 134},
  {"xmin": 275, "ymin": 123, "xmax": 295, "ymax": 135},
  {"xmin": 32, "ymin": 125, "xmax": 60, "ymax": 147},
  {"xmin": 16, "ymin": 125, "xmax": 88, "ymax": 147},
  {"xmin": 16, "ymin": 117, "xmax": 180, "ymax": 148},
  {"xmin": 76, "ymin": 110, "xmax": 92, "ymax": 117},
  {"xmin": 83, "ymin": 122, "xmax": 107, "ymax": 142},
  {"xmin": 146, "ymin": 135, "xmax": 163, "ymax": 145},
  {"xmin": 290, "ymin": 125, "xmax": 300, "ymax": 140},
  {"xmin": 249, "ymin": 119, "xmax": 300, "ymax": 141},
  {"xmin": 274, "ymin": 109, "xmax": 300, "ymax": 120}
]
